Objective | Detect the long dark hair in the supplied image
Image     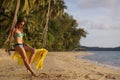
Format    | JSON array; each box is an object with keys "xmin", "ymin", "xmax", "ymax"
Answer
[{"xmin": 15, "ymin": 19, "xmax": 25, "ymax": 28}]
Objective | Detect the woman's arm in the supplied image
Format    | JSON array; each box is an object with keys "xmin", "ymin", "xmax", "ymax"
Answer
[
  {"xmin": 5, "ymin": 28, "xmax": 15, "ymax": 44},
  {"xmin": 5, "ymin": 28, "xmax": 15, "ymax": 54},
  {"xmin": 9, "ymin": 28, "xmax": 15, "ymax": 42}
]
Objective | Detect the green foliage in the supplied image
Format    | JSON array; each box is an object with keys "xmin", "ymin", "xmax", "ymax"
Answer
[{"xmin": 0, "ymin": 0, "xmax": 87, "ymax": 51}]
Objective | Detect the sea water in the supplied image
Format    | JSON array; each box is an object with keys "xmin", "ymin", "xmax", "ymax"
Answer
[{"xmin": 77, "ymin": 51, "xmax": 120, "ymax": 70}]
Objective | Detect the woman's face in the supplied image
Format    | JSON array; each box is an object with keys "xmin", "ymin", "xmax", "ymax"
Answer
[{"xmin": 18, "ymin": 21, "xmax": 25, "ymax": 29}]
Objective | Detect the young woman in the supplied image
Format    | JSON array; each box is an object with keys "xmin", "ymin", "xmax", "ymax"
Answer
[{"xmin": 8, "ymin": 19, "xmax": 37, "ymax": 77}]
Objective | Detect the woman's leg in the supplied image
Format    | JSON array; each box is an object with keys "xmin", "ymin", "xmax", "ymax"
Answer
[
  {"xmin": 24, "ymin": 43, "xmax": 36, "ymax": 64},
  {"xmin": 16, "ymin": 46, "xmax": 37, "ymax": 77}
]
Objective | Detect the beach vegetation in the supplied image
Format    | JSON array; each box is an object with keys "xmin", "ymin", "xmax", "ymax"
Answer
[{"xmin": 0, "ymin": 0, "xmax": 87, "ymax": 51}]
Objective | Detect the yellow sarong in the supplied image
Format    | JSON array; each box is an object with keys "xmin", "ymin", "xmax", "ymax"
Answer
[{"xmin": 12, "ymin": 48, "xmax": 48, "ymax": 70}]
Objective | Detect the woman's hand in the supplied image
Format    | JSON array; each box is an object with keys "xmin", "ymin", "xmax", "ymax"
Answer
[{"xmin": 5, "ymin": 41, "xmax": 12, "ymax": 55}]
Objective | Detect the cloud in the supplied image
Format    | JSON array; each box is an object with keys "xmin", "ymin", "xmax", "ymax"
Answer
[
  {"xmin": 78, "ymin": 20, "xmax": 120, "ymax": 30},
  {"xmin": 89, "ymin": 23, "xmax": 111, "ymax": 30}
]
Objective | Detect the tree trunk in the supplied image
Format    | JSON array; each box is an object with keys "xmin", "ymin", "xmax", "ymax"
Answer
[
  {"xmin": 42, "ymin": 0, "xmax": 51, "ymax": 48},
  {"xmin": 5, "ymin": 0, "xmax": 20, "ymax": 43}
]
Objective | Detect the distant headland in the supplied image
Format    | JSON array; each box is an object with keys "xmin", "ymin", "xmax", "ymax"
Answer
[{"xmin": 74, "ymin": 46, "xmax": 120, "ymax": 51}]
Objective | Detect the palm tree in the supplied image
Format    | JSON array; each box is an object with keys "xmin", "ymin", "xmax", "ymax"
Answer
[
  {"xmin": 42, "ymin": 0, "xmax": 51, "ymax": 48},
  {"xmin": 6, "ymin": 0, "xmax": 20, "ymax": 43}
]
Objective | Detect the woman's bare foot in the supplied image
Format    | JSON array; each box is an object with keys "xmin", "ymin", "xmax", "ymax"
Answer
[{"xmin": 32, "ymin": 73, "xmax": 37, "ymax": 77}]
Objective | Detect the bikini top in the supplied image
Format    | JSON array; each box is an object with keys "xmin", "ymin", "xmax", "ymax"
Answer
[{"xmin": 14, "ymin": 33, "xmax": 24, "ymax": 38}]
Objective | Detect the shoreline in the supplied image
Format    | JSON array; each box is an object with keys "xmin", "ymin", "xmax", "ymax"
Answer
[
  {"xmin": 81, "ymin": 58, "xmax": 120, "ymax": 71},
  {"xmin": 77, "ymin": 51, "xmax": 120, "ymax": 71},
  {"xmin": 0, "ymin": 49, "xmax": 120, "ymax": 80}
]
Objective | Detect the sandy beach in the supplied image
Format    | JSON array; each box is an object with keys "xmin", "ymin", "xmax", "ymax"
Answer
[{"xmin": 0, "ymin": 49, "xmax": 120, "ymax": 80}]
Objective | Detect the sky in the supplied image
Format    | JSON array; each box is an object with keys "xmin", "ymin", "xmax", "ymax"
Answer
[{"xmin": 64, "ymin": 0, "xmax": 120, "ymax": 48}]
